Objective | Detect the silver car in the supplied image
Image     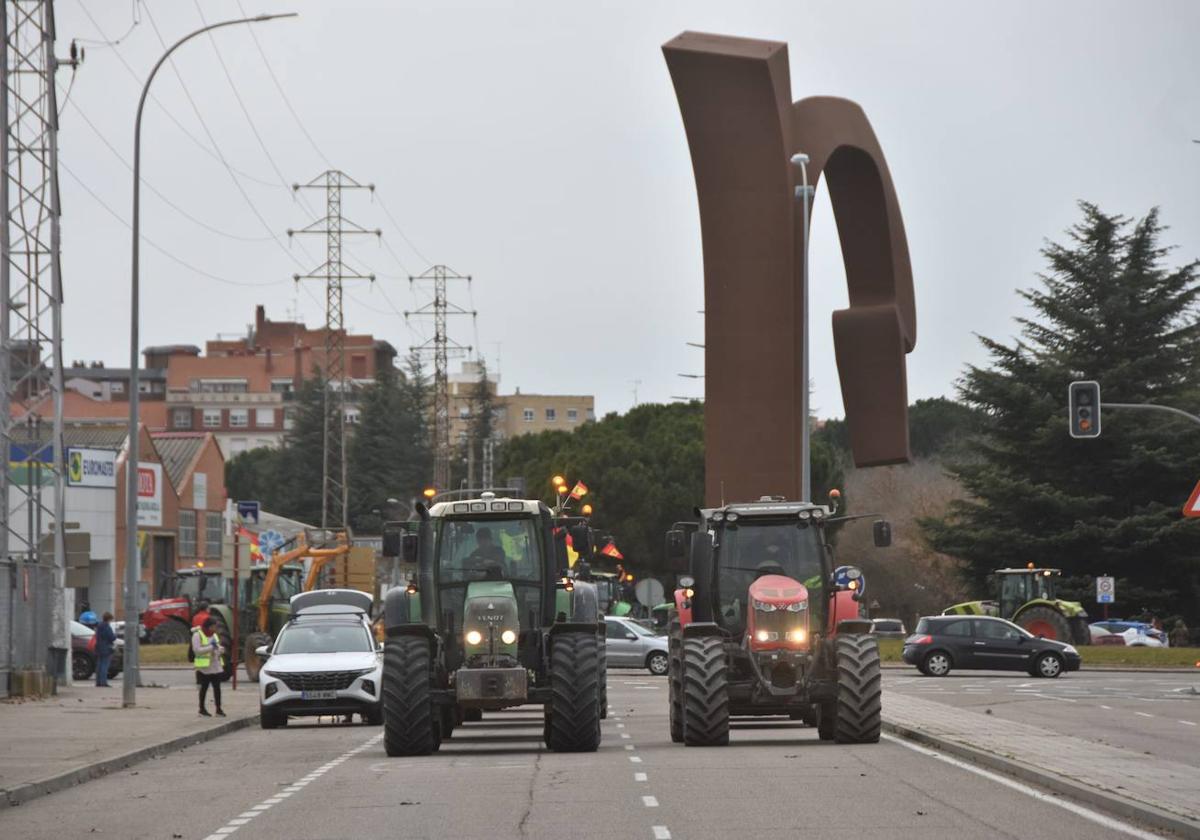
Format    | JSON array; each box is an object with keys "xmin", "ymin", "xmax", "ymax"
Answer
[{"xmin": 604, "ymin": 616, "xmax": 669, "ymax": 676}]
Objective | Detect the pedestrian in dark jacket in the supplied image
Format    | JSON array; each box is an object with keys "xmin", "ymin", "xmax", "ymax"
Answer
[{"xmin": 95, "ymin": 612, "xmax": 117, "ymax": 687}]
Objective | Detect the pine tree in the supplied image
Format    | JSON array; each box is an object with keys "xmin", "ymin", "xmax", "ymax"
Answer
[
  {"xmin": 922, "ymin": 203, "xmax": 1200, "ymax": 621},
  {"xmin": 272, "ymin": 374, "xmax": 330, "ymax": 527}
]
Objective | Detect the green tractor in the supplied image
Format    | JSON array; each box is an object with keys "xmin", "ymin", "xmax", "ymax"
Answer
[
  {"xmin": 381, "ymin": 492, "xmax": 606, "ymax": 756},
  {"xmin": 944, "ymin": 567, "xmax": 1090, "ymax": 644},
  {"xmin": 207, "ymin": 561, "xmax": 305, "ymax": 679}
]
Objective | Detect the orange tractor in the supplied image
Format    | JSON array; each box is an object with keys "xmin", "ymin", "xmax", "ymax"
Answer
[{"xmin": 664, "ymin": 495, "xmax": 891, "ymax": 745}]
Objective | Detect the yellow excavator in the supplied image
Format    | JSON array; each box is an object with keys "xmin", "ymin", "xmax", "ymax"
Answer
[{"xmin": 233, "ymin": 531, "xmax": 353, "ymax": 682}]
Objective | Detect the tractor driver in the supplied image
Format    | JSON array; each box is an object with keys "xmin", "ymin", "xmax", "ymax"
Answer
[{"xmin": 467, "ymin": 527, "xmax": 509, "ymax": 579}]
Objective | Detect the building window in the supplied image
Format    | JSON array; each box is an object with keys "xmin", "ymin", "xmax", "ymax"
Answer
[
  {"xmin": 283, "ymin": 409, "xmax": 296, "ymax": 431},
  {"xmin": 202, "ymin": 409, "xmax": 221, "ymax": 429},
  {"xmin": 193, "ymin": 379, "xmax": 248, "ymax": 394},
  {"xmin": 172, "ymin": 408, "xmax": 192, "ymax": 429},
  {"xmin": 586, "ymin": 408, "xmax": 595, "ymax": 421},
  {"xmin": 179, "ymin": 510, "xmax": 196, "ymax": 557},
  {"xmin": 229, "ymin": 409, "xmax": 249, "ymax": 428},
  {"xmin": 567, "ymin": 408, "xmax": 578, "ymax": 422},
  {"xmin": 255, "ymin": 408, "xmax": 275, "ymax": 428},
  {"xmin": 111, "ymin": 381, "xmax": 125, "ymax": 394},
  {"xmin": 523, "ymin": 409, "xmax": 534, "ymax": 422},
  {"xmin": 229, "ymin": 438, "xmax": 248, "ymax": 456},
  {"xmin": 204, "ymin": 512, "xmax": 222, "ymax": 559},
  {"xmin": 545, "ymin": 408, "xmax": 556, "ymax": 422},
  {"xmin": 270, "ymin": 379, "xmax": 294, "ymax": 394},
  {"xmin": 345, "ymin": 408, "xmax": 361, "ymax": 425},
  {"xmin": 459, "ymin": 407, "xmax": 470, "ymax": 419}
]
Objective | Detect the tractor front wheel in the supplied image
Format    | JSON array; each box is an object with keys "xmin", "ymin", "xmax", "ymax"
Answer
[
  {"xmin": 382, "ymin": 635, "xmax": 438, "ymax": 757},
  {"xmin": 681, "ymin": 636, "xmax": 729, "ymax": 747},
  {"xmin": 149, "ymin": 619, "xmax": 190, "ymax": 646},
  {"xmin": 832, "ymin": 634, "xmax": 882, "ymax": 744},
  {"xmin": 1016, "ymin": 606, "xmax": 1072, "ymax": 642},
  {"xmin": 817, "ymin": 701, "xmax": 836, "ymax": 741},
  {"xmin": 547, "ymin": 631, "xmax": 602, "ymax": 752}
]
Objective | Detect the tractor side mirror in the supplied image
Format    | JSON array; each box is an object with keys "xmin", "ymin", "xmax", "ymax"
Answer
[
  {"xmin": 569, "ymin": 524, "xmax": 593, "ymax": 558},
  {"xmin": 254, "ymin": 645, "xmax": 270, "ymax": 658},
  {"xmin": 873, "ymin": 520, "xmax": 892, "ymax": 548},
  {"xmin": 382, "ymin": 530, "xmax": 402, "ymax": 558},
  {"xmin": 401, "ymin": 533, "xmax": 419, "ymax": 564},
  {"xmin": 664, "ymin": 530, "xmax": 687, "ymax": 571}
]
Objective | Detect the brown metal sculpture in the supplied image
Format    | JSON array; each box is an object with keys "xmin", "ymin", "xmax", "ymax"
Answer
[{"xmin": 663, "ymin": 31, "xmax": 916, "ymax": 507}]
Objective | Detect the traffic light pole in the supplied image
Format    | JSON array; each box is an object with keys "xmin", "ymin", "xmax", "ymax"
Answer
[{"xmin": 1104, "ymin": 403, "xmax": 1200, "ymax": 428}]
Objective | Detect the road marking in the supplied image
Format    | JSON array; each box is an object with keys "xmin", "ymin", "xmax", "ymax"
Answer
[
  {"xmin": 885, "ymin": 735, "xmax": 1162, "ymax": 840},
  {"xmin": 625, "ymin": 744, "xmax": 635, "ymax": 750},
  {"xmin": 1180, "ymin": 721, "xmax": 1197, "ymax": 727},
  {"xmin": 653, "ymin": 827, "xmax": 672, "ymax": 839},
  {"xmin": 621, "ymin": 733, "xmax": 632, "ymax": 739},
  {"xmin": 617, "ymin": 723, "xmax": 626, "ymax": 728},
  {"xmin": 643, "ymin": 796, "xmax": 659, "ymax": 807},
  {"xmin": 1100, "ymin": 705, "xmax": 1113, "ymax": 710},
  {"xmin": 1135, "ymin": 712, "xmax": 1153, "ymax": 718},
  {"xmin": 630, "ymin": 756, "xmax": 643, "ymax": 763},
  {"xmin": 634, "ymin": 772, "xmax": 648, "ymax": 782}
]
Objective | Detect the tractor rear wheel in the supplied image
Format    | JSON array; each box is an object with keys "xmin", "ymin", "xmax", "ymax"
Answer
[
  {"xmin": 681, "ymin": 636, "xmax": 729, "ymax": 747},
  {"xmin": 668, "ymin": 666, "xmax": 684, "ymax": 743},
  {"xmin": 832, "ymin": 634, "xmax": 882, "ymax": 744},
  {"xmin": 462, "ymin": 708, "xmax": 483, "ymax": 722},
  {"xmin": 546, "ymin": 631, "xmax": 602, "ymax": 752},
  {"xmin": 598, "ymin": 635, "xmax": 609, "ymax": 719},
  {"xmin": 243, "ymin": 632, "xmax": 271, "ymax": 683},
  {"xmin": 1016, "ymin": 606, "xmax": 1071, "ymax": 642},
  {"xmin": 382, "ymin": 636, "xmax": 438, "ymax": 757},
  {"xmin": 149, "ymin": 619, "xmax": 190, "ymax": 645}
]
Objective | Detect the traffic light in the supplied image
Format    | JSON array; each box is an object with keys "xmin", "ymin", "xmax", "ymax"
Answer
[{"xmin": 1068, "ymin": 380, "xmax": 1101, "ymax": 438}]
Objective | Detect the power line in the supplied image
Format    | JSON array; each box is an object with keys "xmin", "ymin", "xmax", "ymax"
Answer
[
  {"xmin": 62, "ymin": 92, "xmax": 274, "ymax": 242},
  {"xmin": 59, "ymin": 159, "xmax": 285, "ymax": 288},
  {"xmin": 71, "ymin": 0, "xmax": 280, "ymax": 188},
  {"xmin": 73, "ymin": 0, "xmax": 141, "ymax": 49},
  {"xmin": 375, "ymin": 191, "xmax": 432, "ymax": 267}
]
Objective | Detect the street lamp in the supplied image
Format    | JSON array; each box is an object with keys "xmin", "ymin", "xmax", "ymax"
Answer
[
  {"xmin": 791, "ymin": 152, "xmax": 814, "ymax": 503},
  {"xmin": 123, "ymin": 12, "xmax": 296, "ymax": 710}
]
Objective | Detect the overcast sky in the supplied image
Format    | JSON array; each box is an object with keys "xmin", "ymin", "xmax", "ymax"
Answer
[{"xmin": 54, "ymin": 0, "xmax": 1200, "ymax": 418}]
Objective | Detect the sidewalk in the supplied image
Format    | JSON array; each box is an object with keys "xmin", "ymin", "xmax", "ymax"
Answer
[
  {"xmin": 0, "ymin": 673, "xmax": 258, "ymax": 809},
  {"xmin": 883, "ymin": 690, "xmax": 1200, "ymax": 837}
]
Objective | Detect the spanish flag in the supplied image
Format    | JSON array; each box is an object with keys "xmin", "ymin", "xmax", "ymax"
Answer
[
  {"xmin": 569, "ymin": 481, "xmax": 589, "ymax": 500},
  {"xmin": 600, "ymin": 541, "xmax": 624, "ymax": 561},
  {"xmin": 564, "ymin": 532, "xmax": 580, "ymax": 568},
  {"xmin": 238, "ymin": 527, "xmax": 263, "ymax": 563}
]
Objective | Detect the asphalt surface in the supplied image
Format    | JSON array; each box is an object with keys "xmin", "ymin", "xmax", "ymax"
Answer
[
  {"xmin": 0, "ymin": 666, "xmax": 1174, "ymax": 840},
  {"xmin": 883, "ymin": 669, "xmax": 1200, "ymax": 768}
]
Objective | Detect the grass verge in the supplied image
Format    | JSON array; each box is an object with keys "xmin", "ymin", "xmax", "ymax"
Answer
[
  {"xmin": 139, "ymin": 643, "xmax": 189, "ymax": 665},
  {"xmin": 877, "ymin": 637, "xmax": 1199, "ymax": 668}
]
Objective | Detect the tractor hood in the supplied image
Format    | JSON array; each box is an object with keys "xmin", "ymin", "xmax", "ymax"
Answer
[
  {"xmin": 262, "ymin": 651, "xmax": 379, "ymax": 674},
  {"xmin": 748, "ymin": 574, "xmax": 809, "ymax": 607},
  {"xmin": 463, "ymin": 581, "xmax": 520, "ymax": 658}
]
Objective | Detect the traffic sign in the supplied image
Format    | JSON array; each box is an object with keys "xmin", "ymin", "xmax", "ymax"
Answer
[
  {"xmin": 1096, "ymin": 576, "xmax": 1115, "ymax": 604},
  {"xmin": 1184, "ymin": 480, "xmax": 1200, "ymax": 519},
  {"xmin": 237, "ymin": 500, "xmax": 260, "ymax": 525}
]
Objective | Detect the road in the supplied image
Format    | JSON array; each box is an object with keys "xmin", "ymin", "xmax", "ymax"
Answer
[
  {"xmin": 0, "ymin": 668, "xmax": 1171, "ymax": 840},
  {"xmin": 883, "ymin": 668, "xmax": 1200, "ymax": 768}
]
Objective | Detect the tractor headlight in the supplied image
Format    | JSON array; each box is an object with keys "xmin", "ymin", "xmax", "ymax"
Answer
[
  {"xmin": 785, "ymin": 602, "xmax": 807, "ymax": 612},
  {"xmin": 755, "ymin": 630, "xmax": 771, "ymax": 642},
  {"xmin": 465, "ymin": 630, "xmax": 483, "ymax": 646},
  {"xmin": 753, "ymin": 600, "xmax": 778, "ymax": 612},
  {"xmin": 500, "ymin": 629, "xmax": 518, "ymax": 645},
  {"xmin": 786, "ymin": 629, "xmax": 806, "ymax": 643}
]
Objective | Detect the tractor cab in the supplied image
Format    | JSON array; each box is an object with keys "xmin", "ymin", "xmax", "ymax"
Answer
[{"xmin": 997, "ymin": 567, "xmax": 1061, "ymax": 618}]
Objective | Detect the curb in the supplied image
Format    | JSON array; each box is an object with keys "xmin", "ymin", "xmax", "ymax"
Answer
[
  {"xmin": 882, "ymin": 718, "xmax": 1200, "ymax": 840},
  {"xmin": 0, "ymin": 713, "xmax": 259, "ymax": 811}
]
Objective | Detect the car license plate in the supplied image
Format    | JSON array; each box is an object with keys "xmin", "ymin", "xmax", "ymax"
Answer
[{"xmin": 301, "ymin": 690, "xmax": 337, "ymax": 701}]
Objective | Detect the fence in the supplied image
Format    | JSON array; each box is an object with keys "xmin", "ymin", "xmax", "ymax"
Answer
[{"xmin": 0, "ymin": 559, "xmax": 57, "ymax": 697}]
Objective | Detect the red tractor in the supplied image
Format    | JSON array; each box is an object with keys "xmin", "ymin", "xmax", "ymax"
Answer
[
  {"xmin": 143, "ymin": 567, "xmax": 229, "ymax": 644},
  {"xmin": 664, "ymin": 495, "xmax": 891, "ymax": 746}
]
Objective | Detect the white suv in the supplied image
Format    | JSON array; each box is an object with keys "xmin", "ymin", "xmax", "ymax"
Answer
[{"xmin": 258, "ymin": 590, "xmax": 383, "ymax": 728}]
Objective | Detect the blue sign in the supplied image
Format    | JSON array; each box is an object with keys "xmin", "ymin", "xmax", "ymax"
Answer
[
  {"xmin": 237, "ymin": 500, "xmax": 260, "ymax": 525},
  {"xmin": 259, "ymin": 529, "xmax": 286, "ymax": 559}
]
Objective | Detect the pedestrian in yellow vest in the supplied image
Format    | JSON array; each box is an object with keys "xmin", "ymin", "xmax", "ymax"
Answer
[{"xmin": 192, "ymin": 618, "xmax": 226, "ymax": 717}]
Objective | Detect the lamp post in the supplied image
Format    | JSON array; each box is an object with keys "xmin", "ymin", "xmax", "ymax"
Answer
[
  {"xmin": 123, "ymin": 12, "xmax": 296, "ymax": 709},
  {"xmin": 791, "ymin": 153, "xmax": 814, "ymax": 503}
]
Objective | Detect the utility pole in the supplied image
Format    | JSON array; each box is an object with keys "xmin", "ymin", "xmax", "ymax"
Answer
[
  {"xmin": 405, "ymin": 266, "xmax": 474, "ymax": 491},
  {"xmin": 288, "ymin": 170, "xmax": 379, "ymax": 529},
  {"xmin": 2, "ymin": 0, "xmax": 75, "ymax": 684}
]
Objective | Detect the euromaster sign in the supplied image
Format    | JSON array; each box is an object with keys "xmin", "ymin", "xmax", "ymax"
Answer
[
  {"xmin": 67, "ymin": 447, "xmax": 118, "ymax": 488},
  {"xmin": 137, "ymin": 462, "xmax": 163, "ymax": 527}
]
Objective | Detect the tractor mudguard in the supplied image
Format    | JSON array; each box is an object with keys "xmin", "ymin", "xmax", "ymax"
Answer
[
  {"xmin": 1011, "ymin": 598, "xmax": 1084, "ymax": 623},
  {"xmin": 384, "ymin": 585, "xmax": 424, "ymax": 630},
  {"xmin": 826, "ymin": 590, "xmax": 862, "ymax": 634},
  {"xmin": 942, "ymin": 600, "xmax": 998, "ymax": 617},
  {"xmin": 547, "ymin": 621, "xmax": 603, "ymax": 638},
  {"xmin": 680, "ymin": 621, "xmax": 722, "ymax": 640},
  {"xmin": 386, "ymin": 622, "xmax": 437, "ymax": 641},
  {"xmin": 569, "ymin": 581, "xmax": 600, "ymax": 625},
  {"xmin": 836, "ymin": 618, "xmax": 873, "ymax": 635}
]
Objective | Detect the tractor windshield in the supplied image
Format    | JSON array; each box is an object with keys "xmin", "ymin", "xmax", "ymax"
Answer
[
  {"xmin": 714, "ymin": 521, "xmax": 825, "ymax": 636},
  {"xmin": 171, "ymin": 573, "xmax": 226, "ymax": 603},
  {"xmin": 435, "ymin": 517, "xmax": 544, "ymax": 631}
]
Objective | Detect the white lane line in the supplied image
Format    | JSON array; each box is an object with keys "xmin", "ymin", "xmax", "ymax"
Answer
[
  {"xmin": 1135, "ymin": 712, "xmax": 1153, "ymax": 718},
  {"xmin": 653, "ymin": 827, "xmax": 672, "ymax": 839},
  {"xmin": 625, "ymin": 744, "xmax": 635, "ymax": 750},
  {"xmin": 630, "ymin": 756, "xmax": 643, "ymax": 763},
  {"xmin": 1100, "ymin": 705, "xmax": 1113, "ymax": 710},
  {"xmin": 621, "ymin": 733, "xmax": 632, "ymax": 739},
  {"xmin": 227, "ymin": 819, "xmax": 252, "ymax": 826},
  {"xmin": 884, "ymin": 735, "xmax": 1162, "ymax": 840},
  {"xmin": 643, "ymin": 796, "xmax": 659, "ymax": 807},
  {"xmin": 617, "ymin": 723, "xmax": 626, "ymax": 728},
  {"xmin": 634, "ymin": 772, "xmax": 648, "ymax": 782},
  {"xmin": 1179, "ymin": 721, "xmax": 1197, "ymax": 727}
]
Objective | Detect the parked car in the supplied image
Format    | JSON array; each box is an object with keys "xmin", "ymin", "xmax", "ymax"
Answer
[
  {"xmin": 70, "ymin": 620, "xmax": 124, "ymax": 681},
  {"xmin": 604, "ymin": 616, "xmax": 669, "ymax": 675},
  {"xmin": 870, "ymin": 618, "xmax": 907, "ymax": 639},
  {"xmin": 902, "ymin": 615, "xmax": 1081, "ymax": 678},
  {"xmin": 258, "ymin": 590, "xmax": 383, "ymax": 729},
  {"xmin": 1090, "ymin": 620, "xmax": 1168, "ymax": 647}
]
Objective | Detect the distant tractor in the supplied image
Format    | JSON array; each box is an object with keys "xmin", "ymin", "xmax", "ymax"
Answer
[
  {"xmin": 143, "ymin": 567, "xmax": 228, "ymax": 644},
  {"xmin": 944, "ymin": 567, "xmax": 1090, "ymax": 645},
  {"xmin": 381, "ymin": 492, "xmax": 605, "ymax": 756},
  {"xmin": 664, "ymin": 495, "xmax": 892, "ymax": 746}
]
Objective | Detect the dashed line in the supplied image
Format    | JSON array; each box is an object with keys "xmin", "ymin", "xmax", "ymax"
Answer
[
  {"xmin": 634, "ymin": 772, "xmax": 648, "ymax": 781},
  {"xmin": 1179, "ymin": 720, "xmax": 1197, "ymax": 726},
  {"xmin": 643, "ymin": 795, "xmax": 659, "ymax": 807},
  {"xmin": 1135, "ymin": 712, "xmax": 1153, "ymax": 718},
  {"xmin": 625, "ymin": 744, "xmax": 636, "ymax": 751},
  {"xmin": 621, "ymin": 733, "xmax": 632, "ymax": 739},
  {"xmin": 630, "ymin": 756, "xmax": 643, "ymax": 763},
  {"xmin": 1100, "ymin": 705, "xmax": 1113, "ymax": 710},
  {"xmin": 653, "ymin": 827, "xmax": 672, "ymax": 839}
]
